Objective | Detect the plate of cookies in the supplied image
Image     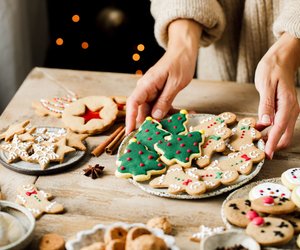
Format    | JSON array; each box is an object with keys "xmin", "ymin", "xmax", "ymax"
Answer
[
  {"xmin": 0, "ymin": 121, "xmax": 87, "ymax": 175},
  {"xmin": 116, "ymin": 111, "xmax": 266, "ymax": 199},
  {"xmin": 65, "ymin": 222, "xmax": 179, "ymax": 250},
  {"xmin": 221, "ymin": 169, "xmax": 300, "ymax": 249}
]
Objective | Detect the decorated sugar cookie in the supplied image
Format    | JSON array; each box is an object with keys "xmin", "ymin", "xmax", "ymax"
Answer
[
  {"xmin": 135, "ymin": 117, "xmax": 170, "ymax": 152},
  {"xmin": 0, "ymin": 135, "xmax": 33, "ymax": 163},
  {"xmin": 281, "ymin": 168, "xmax": 300, "ymax": 190},
  {"xmin": 191, "ymin": 112, "xmax": 236, "ymax": 140},
  {"xmin": 0, "ymin": 120, "xmax": 30, "ymax": 142},
  {"xmin": 206, "ymin": 147, "xmax": 265, "ymax": 175},
  {"xmin": 292, "ymin": 186, "xmax": 300, "ymax": 208},
  {"xmin": 160, "ymin": 110, "xmax": 188, "ymax": 135},
  {"xmin": 278, "ymin": 211, "xmax": 300, "ymax": 233},
  {"xmin": 246, "ymin": 217, "xmax": 294, "ymax": 246},
  {"xmin": 196, "ymin": 135, "xmax": 226, "ymax": 168},
  {"xmin": 190, "ymin": 225, "xmax": 224, "ymax": 243},
  {"xmin": 16, "ymin": 184, "xmax": 64, "ymax": 219},
  {"xmin": 154, "ymin": 131, "xmax": 204, "ymax": 168},
  {"xmin": 111, "ymin": 96, "xmax": 127, "ymax": 119},
  {"xmin": 149, "ymin": 164, "xmax": 206, "ymax": 195},
  {"xmin": 227, "ymin": 117, "xmax": 261, "ymax": 152},
  {"xmin": 116, "ymin": 139, "xmax": 166, "ymax": 181},
  {"xmin": 249, "ymin": 182, "xmax": 291, "ymax": 201},
  {"xmin": 186, "ymin": 168, "xmax": 239, "ymax": 191}
]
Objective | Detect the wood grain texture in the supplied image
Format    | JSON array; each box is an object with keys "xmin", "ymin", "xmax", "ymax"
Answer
[{"xmin": 0, "ymin": 67, "xmax": 299, "ymax": 250}]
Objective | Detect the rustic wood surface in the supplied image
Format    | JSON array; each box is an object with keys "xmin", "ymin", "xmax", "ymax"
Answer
[{"xmin": 0, "ymin": 67, "xmax": 299, "ymax": 250}]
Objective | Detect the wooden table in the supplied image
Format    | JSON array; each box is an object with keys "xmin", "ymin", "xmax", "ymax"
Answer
[{"xmin": 0, "ymin": 67, "xmax": 299, "ymax": 250}]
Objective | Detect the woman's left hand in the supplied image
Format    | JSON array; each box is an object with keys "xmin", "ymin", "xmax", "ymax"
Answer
[{"xmin": 255, "ymin": 32, "xmax": 300, "ymax": 159}]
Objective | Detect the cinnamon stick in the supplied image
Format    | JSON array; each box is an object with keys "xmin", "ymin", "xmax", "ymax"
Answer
[
  {"xmin": 105, "ymin": 128, "xmax": 126, "ymax": 155},
  {"xmin": 91, "ymin": 125, "xmax": 125, "ymax": 157}
]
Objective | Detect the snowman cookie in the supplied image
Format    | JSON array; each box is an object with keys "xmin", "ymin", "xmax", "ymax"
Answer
[
  {"xmin": 281, "ymin": 168, "xmax": 300, "ymax": 190},
  {"xmin": 249, "ymin": 182, "xmax": 291, "ymax": 201}
]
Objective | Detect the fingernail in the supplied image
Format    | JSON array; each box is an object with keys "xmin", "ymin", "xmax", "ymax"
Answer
[
  {"xmin": 270, "ymin": 152, "xmax": 274, "ymax": 160},
  {"xmin": 261, "ymin": 114, "xmax": 271, "ymax": 125},
  {"xmin": 153, "ymin": 109, "xmax": 163, "ymax": 119}
]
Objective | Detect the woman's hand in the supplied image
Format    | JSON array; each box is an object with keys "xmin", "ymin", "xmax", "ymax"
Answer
[
  {"xmin": 126, "ymin": 19, "xmax": 202, "ymax": 134},
  {"xmin": 255, "ymin": 32, "xmax": 300, "ymax": 159}
]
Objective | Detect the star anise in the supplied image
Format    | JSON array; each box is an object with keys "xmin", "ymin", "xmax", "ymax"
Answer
[{"xmin": 83, "ymin": 164, "xmax": 105, "ymax": 179}]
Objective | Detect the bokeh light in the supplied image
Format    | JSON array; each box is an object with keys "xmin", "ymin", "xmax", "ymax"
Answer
[
  {"xmin": 56, "ymin": 38, "xmax": 64, "ymax": 46},
  {"xmin": 132, "ymin": 53, "xmax": 140, "ymax": 61}
]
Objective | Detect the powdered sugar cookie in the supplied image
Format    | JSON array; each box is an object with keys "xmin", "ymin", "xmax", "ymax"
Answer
[
  {"xmin": 206, "ymin": 147, "xmax": 265, "ymax": 175},
  {"xmin": 246, "ymin": 217, "xmax": 294, "ymax": 246},
  {"xmin": 196, "ymin": 135, "xmax": 226, "ymax": 168},
  {"xmin": 149, "ymin": 164, "xmax": 206, "ymax": 195},
  {"xmin": 249, "ymin": 182, "xmax": 291, "ymax": 201},
  {"xmin": 16, "ymin": 184, "xmax": 64, "ymax": 219},
  {"xmin": 292, "ymin": 186, "xmax": 300, "ymax": 208},
  {"xmin": 62, "ymin": 96, "xmax": 118, "ymax": 134},
  {"xmin": 186, "ymin": 168, "xmax": 239, "ymax": 191},
  {"xmin": 0, "ymin": 120, "xmax": 30, "ymax": 142},
  {"xmin": 281, "ymin": 168, "xmax": 300, "ymax": 190},
  {"xmin": 160, "ymin": 110, "xmax": 189, "ymax": 135},
  {"xmin": 227, "ymin": 117, "xmax": 261, "ymax": 152},
  {"xmin": 154, "ymin": 131, "xmax": 204, "ymax": 168},
  {"xmin": 116, "ymin": 139, "xmax": 166, "ymax": 181},
  {"xmin": 191, "ymin": 112, "xmax": 236, "ymax": 140}
]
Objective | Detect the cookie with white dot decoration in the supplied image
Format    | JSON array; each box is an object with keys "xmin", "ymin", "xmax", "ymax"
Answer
[
  {"xmin": 249, "ymin": 182, "xmax": 291, "ymax": 201},
  {"xmin": 281, "ymin": 168, "xmax": 300, "ymax": 190}
]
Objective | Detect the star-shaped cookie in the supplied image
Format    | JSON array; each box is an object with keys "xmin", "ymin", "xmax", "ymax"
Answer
[
  {"xmin": 0, "ymin": 120, "xmax": 30, "ymax": 142},
  {"xmin": 65, "ymin": 129, "xmax": 88, "ymax": 151},
  {"xmin": 27, "ymin": 144, "xmax": 59, "ymax": 169},
  {"xmin": 54, "ymin": 138, "xmax": 76, "ymax": 163}
]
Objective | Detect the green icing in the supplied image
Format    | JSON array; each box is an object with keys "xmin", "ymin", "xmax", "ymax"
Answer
[
  {"xmin": 208, "ymin": 135, "xmax": 221, "ymax": 141},
  {"xmin": 156, "ymin": 131, "xmax": 203, "ymax": 163},
  {"xmin": 117, "ymin": 141, "xmax": 166, "ymax": 176},
  {"xmin": 215, "ymin": 172, "xmax": 223, "ymax": 179},
  {"xmin": 161, "ymin": 112, "xmax": 187, "ymax": 134},
  {"xmin": 135, "ymin": 118, "xmax": 170, "ymax": 152}
]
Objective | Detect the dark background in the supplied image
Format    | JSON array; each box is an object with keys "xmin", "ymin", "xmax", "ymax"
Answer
[{"xmin": 45, "ymin": 0, "xmax": 165, "ymax": 75}]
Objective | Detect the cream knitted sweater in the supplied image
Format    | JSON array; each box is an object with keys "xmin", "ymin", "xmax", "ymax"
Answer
[{"xmin": 150, "ymin": 0, "xmax": 300, "ymax": 86}]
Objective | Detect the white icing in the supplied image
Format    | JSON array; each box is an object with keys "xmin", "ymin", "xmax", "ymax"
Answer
[
  {"xmin": 283, "ymin": 168, "xmax": 300, "ymax": 185},
  {"xmin": 191, "ymin": 225, "xmax": 225, "ymax": 240},
  {"xmin": 186, "ymin": 168, "xmax": 198, "ymax": 179},
  {"xmin": 250, "ymin": 128, "xmax": 256, "ymax": 138},
  {"xmin": 239, "ymin": 161, "xmax": 250, "ymax": 171},
  {"xmin": 198, "ymin": 155, "xmax": 209, "ymax": 160},
  {"xmin": 228, "ymin": 152, "xmax": 241, "ymax": 159},
  {"xmin": 249, "ymin": 183, "xmax": 291, "ymax": 200},
  {"xmin": 204, "ymin": 180, "xmax": 215, "ymax": 187},
  {"xmin": 27, "ymin": 207, "xmax": 41, "ymax": 215},
  {"xmin": 223, "ymin": 171, "xmax": 233, "ymax": 179},
  {"xmin": 239, "ymin": 143, "xmax": 254, "ymax": 150},
  {"xmin": 219, "ymin": 113, "xmax": 232, "ymax": 121},
  {"xmin": 226, "ymin": 142, "xmax": 235, "ymax": 151},
  {"xmin": 216, "ymin": 128, "xmax": 226, "ymax": 136},
  {"xmin": 189, "ymin": 181, "xmax": 201, "ymax": 190},
  {"xmin": 45, "ymin": 201, "xmax": 57, "ymax": 212},
  {"xmin": 214, "ymin": 141, "xmax": 224, "ymax": 150},
  {"xmin": 240, "ymin": 119, "xmax": 252, "ymax": 126},
  {"xmin": 169, "ymin": 184, "xmax": 181, "ymax": 192},
  {"xmin": 167, "ymin": 168, "xmax": 182, "ymax": 173},
  {"xmin": 22, "ymin": 184, "xmax": 34, "ymax": 192},
  {"xmin": 158, "ymin": 175, "xmax": 166, "ymax": 185},
  {"xmin": 248, "ymin": 150, "xmax": 260, "ymax": 159},
  {"xmin": 199, "ymin": 116, "xmax": 214, "ymax": 124},
  {"xmin": 210, "ymin": 160, "xmax": 219, "ymax": 167},
  {"xmin": 16, "ymin": 195, "xmax": 26, "ymax": 204}
]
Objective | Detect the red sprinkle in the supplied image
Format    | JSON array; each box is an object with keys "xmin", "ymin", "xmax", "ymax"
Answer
[
  {"xmin": 176, "ymin": 150, "xmax": 181, "ymax": 154},
  {"xmin": 138, "ymin": 151, "xmax": 143, "ymax": 155},
  {"xmin": 252, "ymin": 217, "xmax": 264, "ymax": 226},
  {"xmin": 145, "ymin": 129, "xmax": 149, "ymax": 132},
  {"xmin": 155, "ymin": 131, "xmax": 160, "ymax": 135},
  {"xmin": 178, "ymin": 117, "xmax": 182, "ymax": 120},
  {"xmin": 168, "ymin": 119, "xmax": 172, "ymax": 123},
  {"xmin": 180, "ymin": 143, "xmax": 185, "ymax": 147},
  {"xmin": 147, "ymin": 137, "xmax": 152, "ymax": 141},
  {"xmin": 167, "ymin": 142, "xmax": 172, "ymax": 146},
  {"xmin": 246, "ymin": 210, "xmax": 259, "ymax": 220},
  {"xmin": 187, "ymin": 149, "xmax": 192, "ymax": 153},
  {"xmin": 158, "ymin": 163, "xmax": 163, "ymax": 167},
  {"xmin": 185, "ymin": 157, "xmax": 189, "ymax": 161},
  {"xmin": 193, "ymin": 142, "xmax": 198, "ymax": 146},
  {"xmin": 140, "ymin": 163, "xmax": 145, "ymax": 167},
  {"xmin": 148, "ymin": 155, "xmax": 154, "ymax": 159},
  {"xmin": 120, "ymin": 166, "xmax": 125, "ymax": 170},
  {"xmin": 177, "ymin": 138, "xmax": 182, "ymax": 141},
  {"xmin": 127, "ymin": 157, "xmax": 132, "ymax": 161},
  {"xmin": 188, "ymin": 134, "xmax": 192, "ymax": 137},
  {"xmin": 173, "ymin": 126, "xmax": 177, "ymax": 129},
  {"xmin": 127, "ymin": 149, "xmax": 131, "ymax": 153}
]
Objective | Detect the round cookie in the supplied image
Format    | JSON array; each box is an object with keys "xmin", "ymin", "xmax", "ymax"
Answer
[
  {"xmin": 249, "ymin": 182, "xmax": 291, "ymax": 201},
  {"xmin": 292, "ymin": 186, "xmax": 300, "ymax": 208},
  {"xmin": 125, "ymin": 227, "xmax": 151, "ymax": 250},
  {"xmin": 281, "ymin": 168, "xmax": 300, "ymax": 190},
  {"xmin": 251, "ymin": 196, "xmax": 296, "ymax": 215},
  {"xmin": 246, "ymin": 217, "xmax": 294, "ymax": 246},
  {"xmin": 131, "ymin": 234, "xmax": 168, "ymax": 250},
  {"xmin": 39, "ymin": 233, "xmax": 65, "ymax": 250},
  {"xmin": 278, "ymin": 211, "xmax": 300, "ymax": 233},
  {"xmin": 62, "ymin": 96, "xmax": 118, "ymax": 134},
  {"xmin": 224, "ymin": 198, "xmax": 254, "ymax": 228}
]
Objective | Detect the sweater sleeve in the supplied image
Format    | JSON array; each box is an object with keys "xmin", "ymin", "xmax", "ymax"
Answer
[
  {"xmin": 150, "ymin": 0, "xmax": 226, "ymax": 49},
  {"xmin": 273, "ymin": 0, "xmax": 300, "ymax": 39}
]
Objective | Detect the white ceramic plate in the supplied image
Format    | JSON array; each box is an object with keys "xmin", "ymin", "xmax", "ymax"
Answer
[
  {"xmin": 221, "ymin": 177, "xmax": 297, "ymax": 250},
  {"xmin": 65, "ymin": 222, "xmax": 179, "ymax": 250},
  {"xmin": 0, "ymin": 127, "xmax": 86, "ymax": 175},
  {"xmin": 118, "ymin": 114, "xmax": 265, "ymax": 200}
]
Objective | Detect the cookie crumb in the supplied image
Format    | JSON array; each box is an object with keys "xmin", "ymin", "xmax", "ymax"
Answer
[{"xmin": 146, "ymin": 216, "xmax": 172, "ymax": 234}]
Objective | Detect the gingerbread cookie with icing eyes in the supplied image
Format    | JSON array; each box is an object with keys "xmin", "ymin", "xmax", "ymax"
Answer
[
  {"xmin": 246, "ymin": 217, "xmax": 294, "ymax": 246},
  {"xmin": 196, "ymin": 135, "xmax": 226, "ymax": 168},
  {"xmin": 16, "ymin": 184, "xmax": 64, "ymax": 219},
  {"xmin": 149, "ymin": 164, "xmax": 206, "ymax": 195},
  {"xmin": 115, "ymin": 139, "xmax": 167, "ymax": 182},
  {"xmin": 62, "ymin": 96, "xmax": 118, "ymax": 135},
  {"xmin": 191, "ymin": 112, "xmax": 236, "ymax": 140},
  {"xmin": 206, "ymin": 147, "xmax": 265, "ymax": 175},
  {"xmin": 251, "ymin": 196, "xmax": 296, "ymax": 215},
  {"xmin": 281, "ymin": 168, "xmax": 300, "ymax": 190},
  {"xmin": 160, "ymin": 110, "xmax": 189, "ymax": 135},
  {"xmin": 226, "ymin": 117, "xmax": 261, "ymax": 152},
  {"xmin": 249, "ymin": 182, "xmax": 292, "ymax": 201},
  {"xmin": 186, "ymin": 168, "xmax": 239, "ymax": 191}
]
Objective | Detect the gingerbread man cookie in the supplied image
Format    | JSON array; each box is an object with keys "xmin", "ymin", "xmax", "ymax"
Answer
[
  {"xmin": 154, "ymin": 131, "xmax": 204, "ymax": 168},
  {"xmin": 116, "ymin": 139, "xmax": 166, "ymax": 181},
  {"xmin": 186, "ymin": 168, "xmax": 239, "ymax": 191},
  {"xmin": 196, "ymin": 135, "xmax": 226, "ymax": 168},
  {"xmin": 16, "ymin": 184, "xmax": 64, "ymax": 219},
  {"xmin": 149, "ymin": 164, "xmax": 206, "ymax": 195},
  {"xmin": 227, "ymin": 117, "xmax": 261, "ymax": 152},
  {"xmin": 160, "ymin": 110, "xmax": 189, "ymax": 135},
  {"xmin": 62, "ymin": 96, "xmax": 118, "ymax": 134},
  {"xmin": 191, "ymin": 112, "xmax": 236, "ymax": 140},
  {"xmin": 281, "ymin": 168, "xmax": 300, "ymax": 190},
  {"xmin": 207, "ymin": 147, "xmax": 265, "ymax": 175},
  {"xmin": 249, "ymin": 182, "xmax": 291, "ymax": 201}
]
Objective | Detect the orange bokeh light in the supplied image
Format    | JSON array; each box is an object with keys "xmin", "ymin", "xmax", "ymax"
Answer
[
  {"xmin": 135, "ymin": 70, "xmax": 143, "ymax": 75},
  {"xmin": 137, "ymin": 44, "xmax": 145, "ymax": 51},
  {"xmin": 72, "ymin": 15, "xmax": 80, "ymax": 22},
  {"xmin": 56, "ymin": 38, "xmax": 64, "ymax": 46},
  {"xmin": 132, "ymin": 53, "xmax": 140, "ymax": 61},
  {"xmin": 81, "ymin": 42, "xmax": 89, "ymax": 49}
]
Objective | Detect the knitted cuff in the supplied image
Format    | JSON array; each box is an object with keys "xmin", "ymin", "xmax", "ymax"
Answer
[
  {"xmin": 150, "ymin": 0, "xmax": 226, "ymax": 49},
  {"xmin": 273, "ymin": 0, "xmax": 300, "ymax": 39}
]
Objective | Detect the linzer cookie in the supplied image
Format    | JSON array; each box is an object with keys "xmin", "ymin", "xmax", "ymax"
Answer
[
  {"xmin": 62, "ymin": 96, "xmax": 118, "ymax": 134},
  {"xmin": 115, "ymin": 139, "xmax": 166, "ymax": 181},
  {"xmin": 281, "ymin": 168, "xmax": 300, "ymax": 190},
  {"xmin": 111, "ymin": 96, "xmax": 127, "ymax": 119},
  {"xmin": 249, "ymin": 182, "xmax": 291, "ymax": 201},
  {"xmin": 149, "ymin": 164, "xmax": 206, "ymax": 195},
  {"xmin": 160, "ymin": 109, "xmax": 189, "ymax": 135},
  {"xmin": 16, "ymin": 184, "xmax": 64, "ymax": 219}
]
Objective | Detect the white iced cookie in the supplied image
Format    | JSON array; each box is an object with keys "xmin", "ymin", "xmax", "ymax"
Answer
[
  {"xmin": 281, "ymin": 168, "xmax": 300, "ymax": 190},
  {"xmin": 249, "ymin": 182, "xmax": 291, "ymax": 201},
  {"xmin": 292, "ymin": 186, "xmax": 300, "ymax": 208},
  {"xmin": 0, "ymin": 212, "xmax": 25, "ymax": 246}
]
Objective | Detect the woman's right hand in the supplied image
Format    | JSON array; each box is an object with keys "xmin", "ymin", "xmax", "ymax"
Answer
[{"xmin": 126, "ymin": 19, "xmax": 202, "ymax": 134}]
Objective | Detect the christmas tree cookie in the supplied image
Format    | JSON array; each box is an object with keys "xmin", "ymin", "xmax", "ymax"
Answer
[
  {"xmin": 116, "ymin": 139, "xmax": 167, "ymax": 181},
  {"xmin": 135, "ymin": 117, "xmax": 170, "ymax": 152},
  {"xmin": 160, "ymin": 110, "xmax": 188, "ymax": 135},
  {"xmin": 154, "ymin": 131, "xmax": 204, "ymax": 168}
]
